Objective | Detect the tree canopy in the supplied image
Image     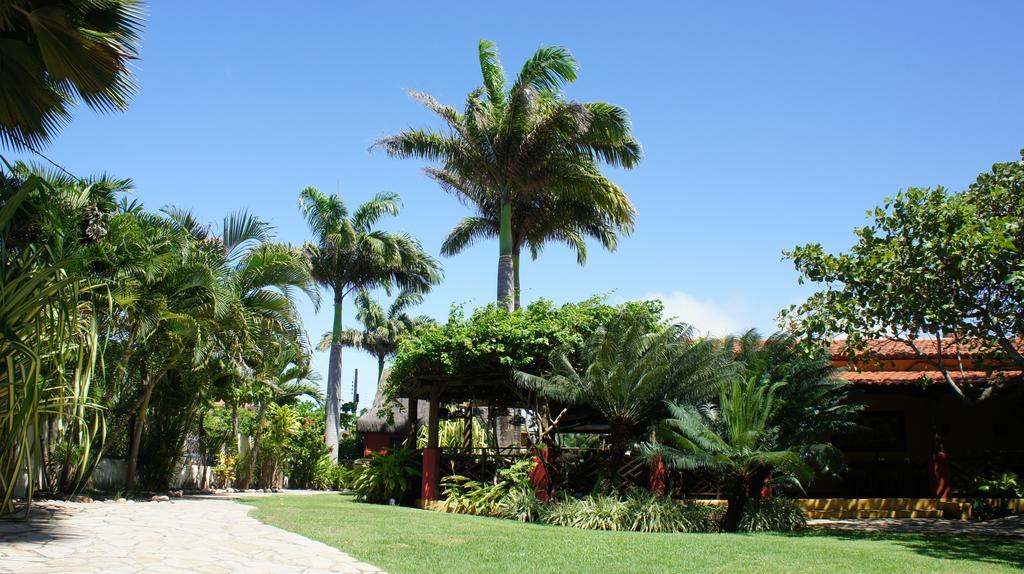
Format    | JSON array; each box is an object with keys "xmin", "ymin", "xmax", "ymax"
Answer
[
  {"xmin": 384, "ymin": 297, "xmax": 664, "ymax": 403},
  {"xmin": 782, "ymin": 150, "xmax": 1024, "ymax": 399}
]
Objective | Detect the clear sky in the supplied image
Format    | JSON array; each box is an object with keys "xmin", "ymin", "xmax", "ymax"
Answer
[{"xmin": 16, "ymin": 1, "xmax": 1024, "ymax": 409}]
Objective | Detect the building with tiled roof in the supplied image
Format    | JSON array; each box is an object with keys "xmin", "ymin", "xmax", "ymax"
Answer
[{"xmin": 822, "ymin": 339, "xmax": 1023, "ymax": 499}]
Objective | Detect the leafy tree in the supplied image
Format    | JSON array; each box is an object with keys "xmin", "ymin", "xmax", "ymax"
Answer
[
  {"xmin": 317, "ymin": 289, "xmax": 432, "ymax": 383},
  {"xmin": 0, "ymin": 0, "xmax": 143, "ymax": 150},
  {"xmin": 516, "ymin": 308, "xmax": 730, "ymax": 485},
  {"xmin": 299, "ymin": 187, "xmax": 442, "ymax": 461},
  {"xmin": 376, "ymin": 40, "xmax": 639, "ymax": 310},
  {"xmin": 782, "ymin": 150, "xmax": 1024, "ymax": 400}
]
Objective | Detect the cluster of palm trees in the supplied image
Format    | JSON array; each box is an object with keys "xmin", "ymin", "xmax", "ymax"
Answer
[
  {"xmin": 1, "ymin": 0, "xmax": 662, "ymax": 499},
  {"xmin": 0, "ymin": 163, "xmax": 321, "ymax": 512},
  {"xmin": 308, "ymin": 40, "xmax": 642, "ymax": 458}
]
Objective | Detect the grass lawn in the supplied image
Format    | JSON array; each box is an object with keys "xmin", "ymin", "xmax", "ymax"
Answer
[{"xmin": 243, "ymin": 494, "xmax": 1023, "ymax": 574}]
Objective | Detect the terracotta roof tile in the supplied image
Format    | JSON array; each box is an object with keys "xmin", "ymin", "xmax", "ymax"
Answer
[{"xmin": 839, "ymin": 370, "xmax": 1023, "ymax": 387}]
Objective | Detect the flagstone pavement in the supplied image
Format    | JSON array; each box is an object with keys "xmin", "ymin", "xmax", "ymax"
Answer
[{"xmin": 0, "ymin": 493, "xmax": 384, "ymax": 574}]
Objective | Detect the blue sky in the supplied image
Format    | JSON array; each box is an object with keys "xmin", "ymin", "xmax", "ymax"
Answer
[{"xmin": 17, "ymin": 1, "xmax": 1024, "ymax": 409}]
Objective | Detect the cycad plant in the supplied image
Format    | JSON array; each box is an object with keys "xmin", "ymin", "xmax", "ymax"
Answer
[
  {"xmin": 299, "ymin": 187, "xmax": 442, "ymax": 460},
  {"xmin": 0, "ymin": 0, "xmax": 143, "ymax": 150},
  {"xmin": 317, "ymin": 289, "xmax": 432, "ymax": 383},
  {"xmin": 377, "ymin": 40, "xmax": 639, "ymax": 310},
  {"xmin": 646, "ymin": 376, "xmax": 826, "ymax": 532},
  {"xmin": 516, "ymin": 309, "xmax": 729, "ymax": 486}
]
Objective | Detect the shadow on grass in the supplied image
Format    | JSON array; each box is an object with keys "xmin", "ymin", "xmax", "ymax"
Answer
[{"xmin": 791, "ymin": 529, "xmax": 1023, "ymax": 570}]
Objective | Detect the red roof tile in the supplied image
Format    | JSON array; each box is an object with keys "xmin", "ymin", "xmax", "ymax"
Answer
[{"xmin": 839, "ymin": 370, "xmax": 1023, "ymax": 387}]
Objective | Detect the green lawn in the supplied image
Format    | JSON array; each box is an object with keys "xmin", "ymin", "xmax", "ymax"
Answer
[{"xmin": 243, "ymin": 494, "xmax": 1023, "ymax": 574}]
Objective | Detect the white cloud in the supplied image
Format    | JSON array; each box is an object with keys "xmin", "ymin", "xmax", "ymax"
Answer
[{"xmin": 642, "ymin": 291, "xmax": 748, "ymax": 337}]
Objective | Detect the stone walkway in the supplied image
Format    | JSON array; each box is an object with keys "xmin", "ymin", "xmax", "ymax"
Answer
[
  {"xmin": 0, "ymin": 494, "xmax": 384, "ymax": 573},
  {"xmin": 809, "ymin": 515, "xmax": 1024, "ymax": 537}
]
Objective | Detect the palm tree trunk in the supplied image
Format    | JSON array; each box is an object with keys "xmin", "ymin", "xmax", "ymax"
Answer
[
  {"xmin": 126, "ymin": 377, "xmax": 157, "ymax": 491},
  {"xmin": 496, "ymin": 200, "xmax": 515, "ymax": 311},
  {"xmin": 377, "ymin": 355, "xmax": 386, "ymax": 386},
  {"xmin": 512, "ymin": 247, "xmax": 521, "ymax": 311},
  {"xmin": 325, "ymin": 292, "xmax": 344, "ymax": 462},
  {"xmin": 722, "ymin": 491, "xmax": 747, "ymax": 532}
]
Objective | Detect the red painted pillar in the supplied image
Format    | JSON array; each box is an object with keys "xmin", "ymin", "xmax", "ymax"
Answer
[
  {"xmin": 421, "ymin": 385, "xmax": 441, "ymax": 502},
  {"xmin": 530, "ymin": 448, "xmax": 550, "ymax": 502},
  {"xmin": 421, "ymin": 446, "xmax": 440, "ymax": 501},
  {"xmin": 930, "ymin": 450, "xmax": 952, "ymax": 500},
  {"xmin": 649, "ymin": 454, "xmax": 666, "ymax": 495}
]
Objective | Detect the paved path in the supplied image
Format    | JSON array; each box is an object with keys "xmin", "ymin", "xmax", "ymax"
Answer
[
  {"xmin": 809, "ymin": 515, "xmax": 1024, "ymax": 537},
  {"xmin": 0, "ymin": 494, "xmax": 384, "ymax": 573}
]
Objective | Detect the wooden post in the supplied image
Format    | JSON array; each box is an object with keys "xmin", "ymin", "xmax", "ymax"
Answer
[
  {"xmin": 462, "ymin": 404, "xmax": 473, "ymax": 452},
  {"xmin": 931, "ymin": 450, "xmax": 952, "ymax": 500},
  {"xmin": 406, "ymin": 397, "xmax": 419, "ymax": 447},
  {"xmin": 421, "ymin": 385, "xmax": 441, "ymax": 501}
]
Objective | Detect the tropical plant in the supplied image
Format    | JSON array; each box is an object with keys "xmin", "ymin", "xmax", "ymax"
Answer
[
  {"xmin": 0, "ymin": 166, "xmax": 111, "ymax": 514},
  {"xmin": 376, "ymin": 40, "xmax": 640, "ymax": 310},
  {"xmin": 516, "ymin": 308, "xmax": 729, "ymax": 485},
  {"xmin": 318, "ymin": 288, "xmax": 432, "ymax": 383},
  {"xmin": 782, "ymin": 149, "xmax": 1024, "ymax": 400},
  {"xmin": 0, "ymin": 0, "xmax": 143, "ymax": 150},
  {"xmin": 645, "ymin": 377, "xmax": 824, "ymax": 532},
  {"xmin": 348, "ymin": 447, "xmax": 420, "ymax": 504},
  {"xmin": 299, "ymin": 187, "xmax": 442, "ymax": 460},
  {"xmin": 417, "ymin": 416, "xmax": 491, "ymax": 450},
  {"xmin": 438, "ymin": 457, "xmax": 535, "ymax": 515},
  {"xmin": 730, "ymin": 330, "xmax": 862, "ymax": 469},
  {"xmin": 738, "ymin": 497, "xmax": 806, "ymax": 532},
  {"xmin": 977, "ymin": 471, "xmax": 1023, "ymax": 498},
  {"xmin": 254, "ymin": 403, "xmax": 300, "ymax": 488}
]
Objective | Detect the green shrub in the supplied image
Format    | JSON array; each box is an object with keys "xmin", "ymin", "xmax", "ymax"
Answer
[
  {"xmin": 349, "ymin": 448, "xmax": 419, "ymax": 504},
  {"xmin": 438, "ymin": 458, "xmax": 536, "ymax": 516},
  {"xmin": 543, "ymin": 492, "xmax": 722, "ymax": 533},
  {"xmin": 739, "ymin": 497, "xmax": 806, "ymax": 532},
  {"xmin": 309, "ymin": 456, "xmax": 350, "ymax": 491},
  {"xmin": 620, "ymin": 491, "xmax": 722, "ymax": 533},
  {"xmin": 287, "ymin": 403, "xmax": 330, "ymax": 488},
  {"xmin": 497, "ymin": 488, "xmax": 547, "ymax": 522}
]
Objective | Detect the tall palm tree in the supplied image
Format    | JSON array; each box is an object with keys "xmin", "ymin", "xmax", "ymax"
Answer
[
  {"xmin": 317, "ymin": 288, "xmax": 432, "ymax": 383},
  {"xmin": 516, "ymin": 309, "xmax": 729, "ymax": 485},
  {"xmin": 376, "ymin": 40, "xmax": 640, "ymax": 310},
  {"xmin": 299, "ymin": 187, "xmax": 442, "ymax": 460},
  {"xmin": 0, "ymin": 0, "xmax": 143, "ymax": 150}
]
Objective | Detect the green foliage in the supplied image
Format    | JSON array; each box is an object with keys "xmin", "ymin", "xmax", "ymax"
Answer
[
  {"xmin": 646, "ymin": 374, "xmax": 837, "ymax": 531},
  {"xmin": 416, "ymin": 416, "xmax": 491, "ymax": 449},
  {"xmin": 387, "ymin": 297, "xmax": 664, "ymax": 402},
  {"xmin": 287, "ymin": 402, "xmax": 330, "ymax": 488},
  {"xmin": 349, "ymin": 447, "xmax": 420, "ymax": 504},
  {"xmin": 496, "ymin": 488, "xmax": 546, "ymax": 522},
  {"xmin": 376, "ymin": 40, "xmax": 640, "ymax": 309},
  {"xmin": 976, "ymin": 472, "xmax": 1023, "ymax": 498},
  {"xmin": 516, "ymin": 306, "xmax": 729, "ymax": 485},
  {"xmin": 0, "ymin": 0, "xmax": 143, "ymax": 150},
  {"xmin": 212, "ymin": 454, "xmax": 237, "ymax": 488},
  {"xmin": 298, "ymin": 186, "xmax": 442, "ymax": 458},
  {"xmin": 439, "ymin": 458, "xmax": 536, "ymax": 516},
  {"xmin": 738, "ymin": 497, "xmax": 806, "ymax": 532},
  {"xmin": 309, "ymin": 456, "xmax": 349, "ymax": 491},
  {"xmin": 542, "ymin": 492, "xmax": 722, "ymax": 533},
  {"xmin": 782, "ymin": 150, "xmax": 1024, "ymax": 397}
]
